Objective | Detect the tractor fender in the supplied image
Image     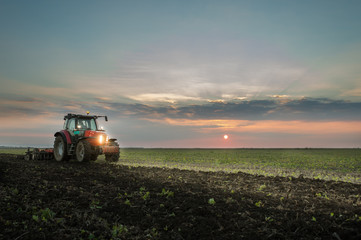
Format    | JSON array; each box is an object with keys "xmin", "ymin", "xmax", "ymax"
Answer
[{"xmin": 54, "ymin": 130, "xmax": 72, "ymax": 144}]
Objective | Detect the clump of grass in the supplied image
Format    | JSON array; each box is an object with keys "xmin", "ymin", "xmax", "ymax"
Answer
[
  {"xmin": 208, "ymin": 198, "xmax": 216, "ymax": 205},
  {"xmin": 112, "ymin": 224, "xmax": 128, "ymax": 238},
  {"xmin": 160, "ymin": 188, "xmax": 174, "ymax": 198}
]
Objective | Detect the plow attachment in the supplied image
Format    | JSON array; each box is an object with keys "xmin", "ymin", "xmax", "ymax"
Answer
[{"xmin": 24, "ymin": 148, "xmax": 54, "ymax": 161}]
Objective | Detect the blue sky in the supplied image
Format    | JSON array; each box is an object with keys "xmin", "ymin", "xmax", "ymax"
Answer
[{"xmin": 1, "ymin": 0, "xmax": 361, "ymax": 147}]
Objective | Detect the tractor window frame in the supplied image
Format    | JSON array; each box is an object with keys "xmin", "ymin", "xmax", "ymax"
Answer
[{"xmin": 63, "ymin": 119, "xmax": 68, "ymax": 130}]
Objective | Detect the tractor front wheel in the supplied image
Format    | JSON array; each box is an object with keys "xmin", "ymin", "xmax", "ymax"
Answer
[
  {"xmin": 76, "ymin": 140, "xmax": 91, "ymax": 162},
  {"xmin": 54, "ymin": 136, "xmax": 69, "ymax": 162}
]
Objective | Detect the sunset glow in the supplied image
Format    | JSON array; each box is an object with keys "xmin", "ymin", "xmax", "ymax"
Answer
[
  {"xmin": 146, "ymin": 118, "xmax": 361, "ymax": 135},
  {"xmin": 224, "ymin": 135, "xmax": 229, "ymax": 140}
]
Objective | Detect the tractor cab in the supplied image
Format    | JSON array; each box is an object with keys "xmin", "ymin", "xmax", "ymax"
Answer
[
  {"xmin": 64, "ymin": 116, "xmax": 98, "ymax": 131},
  {"xmin": 53, "ymin": 113, "xmax": 119, "ymax": 162},
  {"xmin": 64, "ymin": 114, "xmax": 103, "ymax": 139}
]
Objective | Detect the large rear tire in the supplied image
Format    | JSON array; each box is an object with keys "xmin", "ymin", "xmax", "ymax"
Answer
[
  {"xmin": 76, "ymin": 140, "xmax": 91, "ymax": 162},
  {"xmin": 54, "ymin": 136, "xmax": 68, "ymax": 162}
]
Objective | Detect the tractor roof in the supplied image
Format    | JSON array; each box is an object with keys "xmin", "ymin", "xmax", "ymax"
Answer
[{"xmin": 64, "ymin": 113, "xmax": 108, "ymax": 121}]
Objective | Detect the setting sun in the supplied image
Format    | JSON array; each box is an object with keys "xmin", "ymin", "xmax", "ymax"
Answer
[{"xmin": 223, "ymin": 134, "xmax": 229, "ymax": 140}]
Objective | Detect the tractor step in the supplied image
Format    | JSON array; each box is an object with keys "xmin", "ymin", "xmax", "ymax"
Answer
[{"xmin": 68, "ymin": 144, "xmax": 75, "ymax": 155}]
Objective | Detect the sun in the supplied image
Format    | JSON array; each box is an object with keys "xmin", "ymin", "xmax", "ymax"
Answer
[{"xmin": 223, "ymin": 134, "xmax": 229, "ymax": 140}]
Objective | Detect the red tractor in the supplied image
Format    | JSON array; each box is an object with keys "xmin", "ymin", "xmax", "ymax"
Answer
[{"xmin": 53, "ymin": 113, "xmax": 120, "ymax": 162}]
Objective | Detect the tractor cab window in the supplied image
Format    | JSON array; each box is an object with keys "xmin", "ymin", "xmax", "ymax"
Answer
[
  {"xmin": 67, "ymin": 119, "xmax": 76, "ymax": 131},
  {"xmin": 90, "ymin": 119, "xmax": 97, "ymax": 130},
  {"xmin": 76, "ymin": 118, "xmax": 97, "ymax": 131}
]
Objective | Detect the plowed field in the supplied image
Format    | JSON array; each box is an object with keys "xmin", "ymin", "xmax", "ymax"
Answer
[{"xmin": 1, "ymin": 153, "xmax": 361, "ymax": 239}]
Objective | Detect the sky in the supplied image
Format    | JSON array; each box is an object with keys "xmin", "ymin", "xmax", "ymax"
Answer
[{"xmin": 1, "ymin": 0, "xmax": 361, "ymax": 148}]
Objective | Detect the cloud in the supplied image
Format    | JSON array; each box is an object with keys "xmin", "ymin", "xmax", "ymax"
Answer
[
  {"xmin": 2, "ymin": 81, "xmax": 360, "ymax": 124},
  {"xmin": 341, "ymin": 85, "xmax": 361, "ymax": 97},
  {"xmin": 102, "ymin": 97, "xmax": 361, "ymax": 122},
  {"xmin": 77, "ymin": 36, "xmax": 307, "ymax": 101},
  {"xmin": 145, "ymin": 118, "xmax": 361, "ymax": 135},
  {"xmin": 128, "ymin": 93, "xmax": 202, "ymax": 103},
  {"xmin": 69, "ymin": 38, "xmax": 359, "ymax": 104}
]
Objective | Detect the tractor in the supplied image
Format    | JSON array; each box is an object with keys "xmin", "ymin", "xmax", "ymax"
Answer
[{"xmin": 53, "ymin": 113, "xmax": 120, "ymax": 162}]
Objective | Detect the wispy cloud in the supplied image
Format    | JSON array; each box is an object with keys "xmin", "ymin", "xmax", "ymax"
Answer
[
  {"xmin": 128, "ymin": 93, "xmax": 202, "ymax": 103},
  {"xmin": 341, "ymin": 85, "xmax": 361, "ymax": 97},
  {"xmin": 101, "ymin": 97, "xmax": 361, "ymax": 121},
  {"xmin": 2, "ymin": 85, "xmax": 360, "ymax": 123},
  {"xmin": 147, "ymin": 119, "xmax": 361, "ymax": 135}
]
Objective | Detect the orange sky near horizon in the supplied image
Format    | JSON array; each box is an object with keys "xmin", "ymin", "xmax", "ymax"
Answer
[{"xmin": 145, "ymin": 118, "xmax": 361, "ymax": 134}]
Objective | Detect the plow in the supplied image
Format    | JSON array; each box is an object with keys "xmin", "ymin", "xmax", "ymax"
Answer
[
  {"xmin": 24, "ymin": 148, "xmax": 54, "ymax": 161},
  {"xmin": 24, "ymin": 112, "xmax": 120, "ymax": 162}
]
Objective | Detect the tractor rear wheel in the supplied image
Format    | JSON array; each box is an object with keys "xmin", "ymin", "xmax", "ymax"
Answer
[
  {"xmin": 76, "ymin": 140, "xmax": 91, "ymax": 162},
  {"xmin": 54, "ymin": 136, "xmax": 69, "ymax": 162}
]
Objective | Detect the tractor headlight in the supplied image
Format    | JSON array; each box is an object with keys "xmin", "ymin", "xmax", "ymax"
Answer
[{"xmin": 99, "ymin": 135, "xmax": 103, "ymax": 144}]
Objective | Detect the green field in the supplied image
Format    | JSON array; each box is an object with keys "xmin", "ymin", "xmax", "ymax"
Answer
[
  {"xmin": 1, "ymin": 147, "xmax": 360, "ymax": 183},
  {"xmin": 0, "ymin": 148, "xmax": 28, "ymax": 155},
  {"xmin": 117, "ymin": 148, "xmax": 361, "ymax": 183}
]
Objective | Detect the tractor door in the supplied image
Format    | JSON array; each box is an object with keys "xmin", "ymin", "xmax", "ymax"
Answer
[{"xmin": 66, "ymin": 118, "xmax": 78, "ymax": 142}]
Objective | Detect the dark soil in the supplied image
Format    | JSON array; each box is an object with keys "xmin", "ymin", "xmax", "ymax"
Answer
[{"xmin": 1, "ymin": 154, "xmax": 361, "ymax": 239}]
